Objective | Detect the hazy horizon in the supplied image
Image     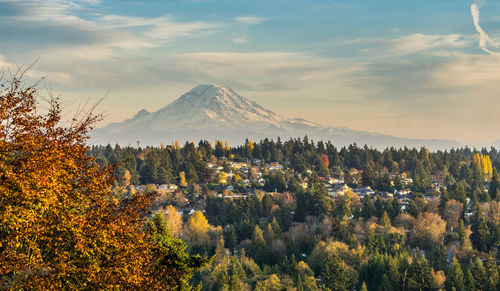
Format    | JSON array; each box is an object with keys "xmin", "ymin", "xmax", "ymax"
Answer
[{"xmin": 1, "ymin": 0, "xmax": 500, "ymax": 146}]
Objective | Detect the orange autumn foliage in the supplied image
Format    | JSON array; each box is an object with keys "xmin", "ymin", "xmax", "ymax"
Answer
[{"xmin": 0, "ymin": 75, "xmax": 206, "ymax": 289}]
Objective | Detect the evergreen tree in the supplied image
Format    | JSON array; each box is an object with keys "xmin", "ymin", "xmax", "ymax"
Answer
[
  {"xmin": 445, "ymin": 258, "xmax": 465, "ymax": 291},
  {"xmin": 483, "ymin": 254, "xmax": 499, "ymax": 291},
  {"xmin": 469, "ymin": 257, "xmax": 487, "ymax": 291},
  {"xmin": 377, "ymin": 274, "xmax": 394, "ymax": 291},
  {"xmin": 250, "ymin": 226, "xmax": 267, "ymax": 265},
  {"xmin": 406, "ymin": 254, "xmax": 435, "ymax": 291},
  {"xmin": 381, "ymin": 211, "xmax": 392, "ymax": 230},
  {"xmin": 458, "ymin": 219, "xmax": 467, "ymax": 247},
  {"xmin": 470, "ymin": 207, "xmax": 490, "ymax": 252},
  {"xmin": 322, "ymin": 253, "xmax": 351, "ymax": 291},
  {"xmin": 297, "ymin": 275, "xmax": 304, "ymax": 291},
  {"xmin": 489, "ymin": 169, "xmax": 500, "ymax": 200},
  {"xmin": 465, "ymin": 269, "xmax": 477, "ymax": 291},
  {"xmin": 230, "ymin": 273, "xmax": 242, "ymax": 291},
  {"xmin": 361, "ymin": 196, "xmax": 376, "ymax": 220}
]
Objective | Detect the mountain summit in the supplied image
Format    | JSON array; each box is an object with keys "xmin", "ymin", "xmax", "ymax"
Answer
[
  {"xmin": 92, "ymin": 85, "xmax": 461, "ymax": 150},
  {"xmin": 154, "ymin": 84, "xmax": 282, "ymax": 130}
]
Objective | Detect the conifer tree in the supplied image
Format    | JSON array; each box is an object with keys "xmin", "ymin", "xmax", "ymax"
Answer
[
  {"xmin": 250, "ymin": 226, "xmax": 267, "ymax": 265},
  {"xmin": 489, "ymin": 169, "xmax": 500, "ymax": 200},
  {"xmin": 465, "ymin": 269, "xmax": 477, "ymax": 291},
  {"xmin": 322, "ymin": 253, "xmax": 351, "ymax": 291},
  {"xmin": 471, "ymin": 207, "xmax": 490, "ymax": 252},
  {"xmin": 445, "ymin": 258, "xmax": 465, "ymax": 291},
  {"xmin": 483, "ymin": 254, "xmax": 499, "ymax": 291}
]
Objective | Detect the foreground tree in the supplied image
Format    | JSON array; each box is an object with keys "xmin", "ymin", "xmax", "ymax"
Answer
[{"xmin": 0, "ymin": 74, "xmax": 208, "ymax": 289}]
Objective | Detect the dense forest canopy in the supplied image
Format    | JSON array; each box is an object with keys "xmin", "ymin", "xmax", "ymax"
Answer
[{"xmin": 89, "ymin": 137, "xmax": 500, "ymax": 290}]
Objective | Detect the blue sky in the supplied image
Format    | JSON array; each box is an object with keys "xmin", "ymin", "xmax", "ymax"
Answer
[{"xmin": 0, "ymin": 0, "xmax": 499, "ymax": 145}]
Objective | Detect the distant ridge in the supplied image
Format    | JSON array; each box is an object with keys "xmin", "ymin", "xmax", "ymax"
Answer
[{"xmin": 92, "ymin": 84, "xmax": 462, "ymax": 150}]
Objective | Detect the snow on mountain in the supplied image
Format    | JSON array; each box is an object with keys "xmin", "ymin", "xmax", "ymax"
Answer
[{"xmin": 92, "ymin": 84, "xmax": 462, "ymax": 150}]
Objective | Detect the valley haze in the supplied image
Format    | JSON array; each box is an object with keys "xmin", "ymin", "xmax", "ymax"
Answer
[{"xmin": 92, "ymin": 84, "xmax": 462, "ymax": 151}]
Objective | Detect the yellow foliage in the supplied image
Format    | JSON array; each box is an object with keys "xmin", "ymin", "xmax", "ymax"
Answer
[
  {"xmin": 164, "ymin": 205, "xmax": 183, "ymax": 236},
  {"xmin": 255, "ymin": 274, "xmax": 282, "ymax": 291},
  {"xmin": 218, "ymin": 171, "xmax": 227, "ymax": 184},
  {"xmin": 432, "ymin": 269, "xmax": 446, "ymax": 288},
  {"xmin": 179, "ymin": 171, "xmax": 188, "ymax": 187},
  {"xmin": 185, "ymin": 211, "xmax": 210, "ymax": 246},
  {"xmin": 413, "ymin": 212, "xmax": 446, "ymax": 249},
  {"xmin": 473, "ymin": 153, "xmax": 493, "ymax": 180},
  {"xmin": 0, "ymin": 76, "xmax": 163, "ymax": 289},
  {"xmin": 246, "ymin": 140, "xmax": 254, "ymax": 152}
]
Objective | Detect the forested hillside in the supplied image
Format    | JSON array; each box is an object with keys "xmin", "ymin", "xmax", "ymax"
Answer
[{"xmin": 90, "ymin": 139, "xmax": 500, "ymax": 290}]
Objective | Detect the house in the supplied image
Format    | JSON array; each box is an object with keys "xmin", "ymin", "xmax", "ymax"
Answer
[
  {"xmin": 396, "ymin": 189, "xmax": 411, "ymax": 195},
  {"xmin": 355, "ymin": 186, "xmax": 375, "ymax": 198},
  {"xmin": 329, "ymin": 183, "xmax": 352, "ymax": 197},
  {"xmin": 328, "ymin": 177, "xmax": 344, "ymax": 185},
  {"xmin": 158, "ymin": 184, "xmax": 178, "ymax": 191},
  {"xmin": 251, "ymin": 159, "xmax": 262, "ymax": 165},
  {"xmin": 402, "ymin": 178, "xmax": 413, "ymax": 186}
]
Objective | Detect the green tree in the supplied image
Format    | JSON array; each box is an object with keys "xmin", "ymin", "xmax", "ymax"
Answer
[
  {"xmin": 465, "ymin": 269, "xmax": 477, "ymax": 291},
  {"xmin": 489, "ymin": 169, "xmax": 500, "ymax": 200},
  {"xmin": 445, "ymin": 258, "xmax": 465, "ymax": 291},
  {"xmin": 378, "ymin": 274, "xmax": 394, "ymax": 291},
  {"xmin": 322, "ymin": 253, "xmax": 351, "ymax": 291},
  {"xmin": 250, "ymin": 226, "xmax": 267, "ymax": 265},
  {"xmin": 381, "ymin": 211, "xmax": 392, "ymax": 230},
  {"xmin": 468, "ymin": 257, "xmax": 487, "ymax": 291},
  {"xmin": 146, "ymin": 212, "xmax": 211, "ymax": 289},
  {"xmin": 483, "ymin": 254, "xmax": 499, "ymax": 291},
  {"xmin": 470, "ymin": 207, "xmax": 490, "ymax": 252},
  {"xmin": 406, "ymin": 254, "xmax": 435, "ymax": 291}
]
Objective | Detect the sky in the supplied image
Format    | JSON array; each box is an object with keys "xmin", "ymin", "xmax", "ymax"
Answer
[{"xmin": 0, "ymin": 0, "xmax": 499, "ymax": 146}]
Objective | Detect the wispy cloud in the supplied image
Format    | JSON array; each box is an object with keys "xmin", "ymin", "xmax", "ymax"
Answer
[
  {"xmin": 0, "ymin": 54, "xmax": 71, "ymax": 82},
  {"xmin": 381, "ymin": 33, "xmax": 469, "ymax": 55},
  {"xmin": 431, "ymin": 54, "xmax": 500, "ymax": 89},
  {"xmin": 470, "ymin": 1, "xmax": 500, "ymax": 55},
  {"xmin": 171, "ymin": 51, "xmax": 363, "ymax": 91},
  {"xmin": 233, "ymin": 37, "xmax": 247, "ymax": 44},
  {"xmin": 234, "ymin": 15, "xmax": 269, "ymax": 25},
  {"xmin": 0, "ymin": 0, "xmax": 222, "ymax": 49}
]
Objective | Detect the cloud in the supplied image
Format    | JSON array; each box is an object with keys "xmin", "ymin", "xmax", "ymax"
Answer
[
  {"xmin": 431, "ymin": 54, "xmax": 500, "ymax": 89},
  {"xmin": 234, "ymin": 16, "xmax": 269, "ymax": 25},
  {"xmin": 168, "ymin": 51, "xmax": 364, "ymax": 93},
  {"xmin": 470, "ymin": 1, "xmax": 500, "ymax": 55},
  {"xmin": 145, "ymin": 19, "xmax": 219, "ymax": 41},
  {"xmin": 381, "ymin": 33, "xmax": 469, "ymax": 55},
  {"xmin": 0, "ymin": 0, "xmax": 222, "ymax": 62},
  {"xmin": 233, "ymin": 37, "xmax": 247, "ymax": 44},
  {"xmin": 0, "ymin": 54, "xmax": 71, "ymax": 82}
]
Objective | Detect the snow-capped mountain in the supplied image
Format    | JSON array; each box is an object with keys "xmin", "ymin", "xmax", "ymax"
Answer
[{"xmin": 92, "ymin": 84, "xmax": 461, "ymax": 150}]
